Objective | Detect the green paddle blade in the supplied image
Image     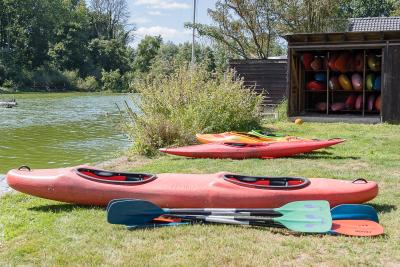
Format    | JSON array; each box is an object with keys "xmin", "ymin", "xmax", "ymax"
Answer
[
  {"xmin": 248, "ymin": 130, "xmax": 285, "ymax": 138},
  {"xmin": 274, "ymin": 201, "xmax": 332, "ymax": 233},
  {"xmin": 275, "ymin": 200, "xmax": 330, "ymax": 216}
]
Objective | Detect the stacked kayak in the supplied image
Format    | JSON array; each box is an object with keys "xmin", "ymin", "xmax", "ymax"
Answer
[
  {"xmin": 6, "ymin": 166, "xmax": 377, "ymax": 207},
  {"xmin": 196, "ymin": 131, "xmax": 302, "ymax": 144},
  {"xmin": 160, "ymin": 139, "xmax": 344, "ymax": 159}
]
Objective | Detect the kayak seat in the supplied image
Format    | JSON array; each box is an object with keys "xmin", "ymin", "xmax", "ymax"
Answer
[
  {"xmin": 76, "ymin": 168, "xmax": 156, "ymax": 184},
  {"xmin": 224, "ymin": 174, "xmax": 310, "ymax": 189}
]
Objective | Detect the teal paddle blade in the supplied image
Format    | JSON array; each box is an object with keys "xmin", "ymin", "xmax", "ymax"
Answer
[
  {"xmin": 275, "ymin": 200, "xmax": 330, "ymax": 216},
  {"xmin": 331, "ymin": 204, "xmax": 379, "ymax": 222},
  {"xmin": 107, "ymin": 198, "xmax": 136, "ymax": 212},
  {"xmin": 274, "ymin": 201, "xmax": 332, "ymax": 233},
  {"xmin": 107, "ymin": 199, "xmax": 164, "ymax": 225}
]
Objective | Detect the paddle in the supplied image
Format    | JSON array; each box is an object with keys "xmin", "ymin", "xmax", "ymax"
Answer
[
  {"xmin": 331, "ymin": 204, "xmax": 379, "ymax": 222},
  {"xmin": 107, "ymin": 200, "xmax": 382, "ymax": 236},
  {"xmin": 107, "ymin": 199, "xmax": 379, "ymax": 231},
  {"xmin": 128, "ymin": 217, "xmax": 383, "ymax": 236},
  {"xmin": 330, "ymin": 220, "xmax": 384, "ymax": 236},
  {"xmin": 248, "ymin": 130, "xmax": 285, "ymax": 138},
  {"xmin": 107, "ymin": 199, "xmax": 332, "ymax": 233},
  {"xmin": 166, "ymin": 203, "xmax": 378, "ymax": 222},
  {"xmin": 161, "ymin": 215, "xmax": 383, "ymax": 236},
  {"xmin": 169, "ymin": 211, "xmax": 332, "ymax": 233},
  {"xmin": 107, "ymin": 199, "xmax": 329, "ymax": 225}
]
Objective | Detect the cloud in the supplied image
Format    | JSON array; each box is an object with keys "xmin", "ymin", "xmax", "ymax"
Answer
[
  {"xmin": 148, "ymin": 10, "xmax": 163, "ymax": 16},
  {"xmin": 129, "ymin": 17, "xmax": 150, "ymax": 24},
  {"xmin": 136, "ymin": 26, "xmax": 191, "ymax": 39},
  {"xmin": 134, "ymin": 0, "xmax": 190, "ymax": 10}
]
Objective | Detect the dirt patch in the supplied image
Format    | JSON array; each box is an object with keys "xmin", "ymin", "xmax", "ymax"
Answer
[
  {"xmin": 0, "ymin": 175, "xmax": 11, "ymax": 197},
  {"xmin": 94, "ymin": 156, "xmax": 151, "ymax": 171}
]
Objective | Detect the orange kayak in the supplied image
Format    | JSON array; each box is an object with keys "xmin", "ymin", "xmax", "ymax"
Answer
[
  {"xmin": 160, "ymin": 139, "xmax": 344, "ymax": 159},
  {"xmin": 6, "ymin": 166, "xmax": 377, "ymax": 207},
  {"xmin": 196, "ymin": 132, "xmax": 300, "ymax": 144}
]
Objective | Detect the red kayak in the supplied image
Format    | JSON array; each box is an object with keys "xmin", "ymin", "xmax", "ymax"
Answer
[
  {"xmin": 159, "ymin": 139, "xmax": 344, "ymax": 159},
  {"xmin": 6, "ymin": 166, "xmax": 377, "ymax": 207}
]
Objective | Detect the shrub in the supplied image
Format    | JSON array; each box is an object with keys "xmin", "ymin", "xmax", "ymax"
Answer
[
  {"xmin": 2, "ymin": 79, "xmax": 16, "ymax": 89},
  {"xmin": 123, "ymin": 71, "xmax": 137, "ymax": 92},
  {"xmin": 32, "ymin": 66, "xmax": 70, "ymax": 89},
  {"xmin": 101, "ymin": 69, "xmax": 128, "ymax": 92},
  {"xmin": 77, "ymin": 76, "xmax": 99, "ymax": 91},
  {"xmin": 122, "ymin": 65, "xmax": 263, "ymax": 156},
  {"xmin": 62, "ymin": 70, "xmax": 80, "ymax": 89}
]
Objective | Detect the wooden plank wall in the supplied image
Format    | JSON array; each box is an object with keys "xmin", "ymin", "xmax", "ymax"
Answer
[
  {"xmin": 382, "ymin": 45, "xmax": 400, "ymax": 123},
  {"xmin": 229, "ymin": 59, "xmax": 287, "ymax": 106}
]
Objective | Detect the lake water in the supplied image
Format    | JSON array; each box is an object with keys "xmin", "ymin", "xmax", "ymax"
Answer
[{"xmin": 0, "ymin": 93, "xmax": 132, "ymax": 186}]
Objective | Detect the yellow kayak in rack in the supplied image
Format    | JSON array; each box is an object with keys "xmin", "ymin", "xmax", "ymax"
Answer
[{"xmin": 196, "ymin": 132, "xmax": 300, "ymax": 144}]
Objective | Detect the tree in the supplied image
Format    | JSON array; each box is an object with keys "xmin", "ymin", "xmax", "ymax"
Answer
[
  {"xmin": 393, "ymin": 2, "xmax": 400, "ymax": 16},
  {"xmin": 0, "ymin": 0, "xmax": 63, "ymax": 68},
  {"xmin": 147, "ymin": 42, "xmax": 179, "ymax": 77},
  {"xmin": 88, "ymin": 0, "xmax": 134, "ymax": 43},
  {"xmin": 341, "ymin": 0, "xmax": 396, "ymax": 18},
  {"xmin": 174, "ymin": 43, "xmax": 216, "ymax": 72},
  {"xmin": 133, "ymin": 36, "xmax": 163, "ymax": 73},
  {"xmin": 190, "ymin": 0, "xmax": 283, "ymax": 59},
  {"xmin": 273, "ymin": 0, "xmax": 347, "ymax": 34},
  {"xmin": 0, "ymin": 0, "xmax": 135, "ymax": 90},
  {"xmin": 48, "ymin": 1, "xmax": 91, "ymax": 72},
  {"xmin": 88, "ymin": 38, "xmax": 131, "ymax": 75}
]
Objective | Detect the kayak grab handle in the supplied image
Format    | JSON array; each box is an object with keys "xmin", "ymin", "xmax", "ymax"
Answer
[{"xmin": 18, "ymin": 165, "xmax": 31, "ymax": 171}]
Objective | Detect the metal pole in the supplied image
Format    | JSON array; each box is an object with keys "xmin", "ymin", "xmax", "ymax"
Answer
[{"xmin": 191, "ymin": 0, "xmax": 196, "ymax": 65}]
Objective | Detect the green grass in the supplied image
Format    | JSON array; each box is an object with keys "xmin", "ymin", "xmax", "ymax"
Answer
[{"xmin": 1, "ymin": 122, "xmax": 400, "ymax": 266}]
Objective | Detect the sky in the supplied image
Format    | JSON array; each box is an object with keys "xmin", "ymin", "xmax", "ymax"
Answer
[{"xmin": 127, "ymin": 0, "xmax": 215, "ymax": 46}]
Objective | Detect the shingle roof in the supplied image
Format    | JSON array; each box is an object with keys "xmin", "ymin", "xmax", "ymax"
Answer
[{"xmin": 348, "ymin": 17, "xmax": 400, "ymax": 32}]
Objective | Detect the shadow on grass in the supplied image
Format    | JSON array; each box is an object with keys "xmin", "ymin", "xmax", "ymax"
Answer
[
  {"xmin": 29, "ymin": 203, "xmax": 103, "ymax": 213},
  {"xmin": 163, "ymin": 151, "xmax": 360, "ymax": 161},
  {"xmin": 293, "ymin": 151, "xmax": 360, "ymax": 160},
  {"xmin": 369, "ymin": 203, "xmax": 397, "ymax": 214}
]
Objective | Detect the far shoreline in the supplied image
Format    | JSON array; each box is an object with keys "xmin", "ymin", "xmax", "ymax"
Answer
[{"xmin": 0, "ymin": 89, "xmax": 128, "ymax": 94}]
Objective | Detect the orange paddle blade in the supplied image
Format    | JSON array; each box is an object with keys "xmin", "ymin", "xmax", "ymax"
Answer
[{"xmin": 331, "ymin": 220, "xmax": 384, "ymax": 237}]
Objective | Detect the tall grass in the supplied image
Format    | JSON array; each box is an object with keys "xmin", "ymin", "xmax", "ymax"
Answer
[
  {"xmin": 275, "ymin": 99, "xmax": 289, "ymax": 121},
  {"xmin": 123, "ymin": 65, "xmax": 263, "ymax": 156}
]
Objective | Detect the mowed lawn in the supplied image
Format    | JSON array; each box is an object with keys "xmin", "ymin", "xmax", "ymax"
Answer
[{"xmin": 1, "ymin": 122, "xmax": 400, "ymax": 266}]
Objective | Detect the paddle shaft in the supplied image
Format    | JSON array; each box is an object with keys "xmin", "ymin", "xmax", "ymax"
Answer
[
  {"xmin": 167, "ymin": 204, "xmax": 378, "ymax": 221},
  {"xmin": 165, "ymin": 208, "xmax": 281, "ymax": 217},
  {"xmin": 168, "ymin": 214, "xmax": 283, "ymax": 228}
]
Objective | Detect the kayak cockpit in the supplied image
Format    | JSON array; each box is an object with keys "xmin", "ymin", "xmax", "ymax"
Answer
[
  {"xmin": 75, "ymin": 168, "xmax": 156, "ymax": 184},
  {"xmin": 224, "ymin": 174, "xmax": 310, "ymax": 189},
  {"xmin": 223, "ymin": 142, "xmax": 268, "ymax": 147}
]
